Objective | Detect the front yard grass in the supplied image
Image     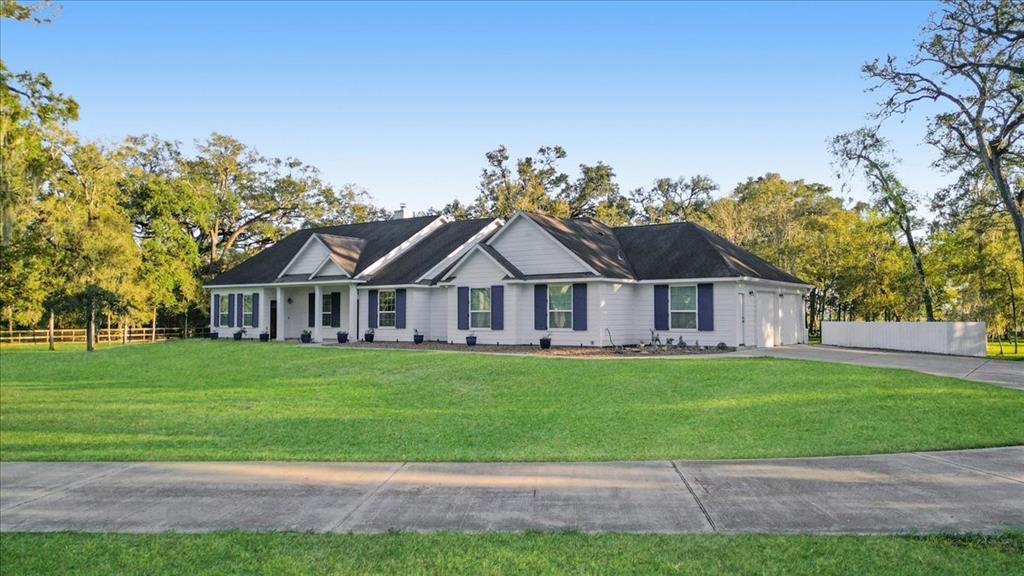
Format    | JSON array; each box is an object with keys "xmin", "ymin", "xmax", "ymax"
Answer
[
  {"xmin": 1, "ymin": 340, "xmax": 1021, "ymax": 461},
  {"xmin": 2, "ymin": 532, "xmax": 1021, "ymax": 575},
  {"xmin": 988, "ymin": 340, "xmax": 1024, "ymax": 360}
]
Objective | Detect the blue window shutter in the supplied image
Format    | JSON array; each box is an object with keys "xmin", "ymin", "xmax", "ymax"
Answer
[
  {"xmin": 395, "ymin": 289, "xmax": 407, "ymax": 329},
  {"xmin": 330, "ymin": 292, "xmax": 341, "ymax": 327},
  {"xmin": 534, "ymin": 284, "xmax": 548, "ymax": 331},
  {"xmin": 213, "ymin": 295, "xmax": 220, "ymax": 327},
  {"xmin": 252, "ymin": 293, "xmax": 260, "ymax": 327},
  {"xmin": 367, "ymin": 290, "xmax": 378, "ymax": 328},
  {"xmin": 572, "ymin": 283, "xmax": 587, "ymax": 331},
  {"xmin": 237, "ymin": 293, "xmax": 244, "ymax": 327},
  {"xmin": 654, "ymin": 285, "xmax": 669, "ymax": 331},
  {"xmin": 227, "ymin": 293, "xmax": 236, "ymax": 327},
  {"xmin": 490, "ymin": 285, "xmax": 504, "ymax": 330},
  {"xmin": 698, "ymin": 283, "xmax": 714, "ymax": 331},
  {"xmin": 457, "ymin": 287, "xmax": 469, "ymax": 330},
  {"xmin": 307, "ymin": 292, "xmax": 315, "ymax": 327}
]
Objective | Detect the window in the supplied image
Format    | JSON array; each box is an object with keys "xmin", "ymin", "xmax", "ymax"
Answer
[
  {"xmin": 219, "ymin": 294, "xmax": 230, "ymax": 326},
  {"xmin": 470, "ymin": 287, "xmax": 490, "ymax": 329},
  {"xmin": 670, "ymin": 285, "xmax": 697, "ymax": 330},
  {"xmin": 242, "ymin": 294, "xmax": 254, "ymax": 326},
  {"xmin": 378, "ymin": 289, "xmax": 396, "ymax": 328},
  {"xmin": 548, "ymin": 284, "xmax": 573, "ymax": 329},
  {"xmin": 322, "ymin": 293, "xmax": 333, "ymax": 326}
]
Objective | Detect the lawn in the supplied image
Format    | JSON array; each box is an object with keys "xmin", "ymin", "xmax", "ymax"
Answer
[
  {"xmin": 1, "ymin": 340, "xmax": 1021, "ymax": 461},
  {"xmin": 988, "ymin": 340, "xmax": 1024, "ymax": 361},
  {"xmin": 1, "ymin": 532, "xmax": 1021, "ymax": 575}
]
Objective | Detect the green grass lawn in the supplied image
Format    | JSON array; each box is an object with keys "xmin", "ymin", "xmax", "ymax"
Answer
[
  {"xmin": 1, "ymin": 532, "xmax": 1021, "ymax": 575},
  {"xmin": 988, "ymin": 340, "xmax": 1024, "ymax": 360},
  {"xmin": 1, "ymin": 340, "xmax": 1021, "ymax": 461}
]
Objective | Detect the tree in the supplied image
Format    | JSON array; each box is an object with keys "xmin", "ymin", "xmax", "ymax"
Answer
[
  {"xmin": 831, "ymin": 128, "xmax": 937, "ymax": 321},
  {"xmin": 630, "ymin": 175, "xmax": 717, "ymax": 224},
  {"xmin": 864, "ymin": 0, "xmax": 1024, "ymax": 267},
  {"xmin": 474, "ymin": 145, "xmax": 569, "ymax": 218}
]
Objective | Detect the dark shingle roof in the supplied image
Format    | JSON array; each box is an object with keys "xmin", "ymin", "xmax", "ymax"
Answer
[
  {"xmin": 206, "ymin": 216, "xmax": 439, "ymax": 286},
  {"xmin": 521, "ymin": 213, "xmax": 634, "ymax": 279},
  {"xmin": 612, "ymin": 221, "xmax": 806, "ymax": 284},
  {"xmin": 315, "ymin": 233, "xmax": 367, "ymax": 275},
  {"xmin": 364, "ymin": 218, "xmax": 496, "ymax": 285}
]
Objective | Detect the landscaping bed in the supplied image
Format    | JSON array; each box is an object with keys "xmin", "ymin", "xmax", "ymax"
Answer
[{"xmin": 324, "ymin": 339, "xmax": 735, "ymax": 357}]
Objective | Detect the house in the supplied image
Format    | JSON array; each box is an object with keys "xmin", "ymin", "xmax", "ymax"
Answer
[{"xmin": 205, "ymin": 211, "xmax": 810, "ymax": 348}]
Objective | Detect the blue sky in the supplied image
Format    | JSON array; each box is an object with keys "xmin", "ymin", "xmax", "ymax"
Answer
[{"xmin": 3, "ymin": 1, "xmax": 946, "ymax": 211}]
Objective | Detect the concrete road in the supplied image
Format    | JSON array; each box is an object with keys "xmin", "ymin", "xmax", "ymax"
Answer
[
  {"xmin": 2, "ymin": 447, "xmax": 1022, "ymax": 534},
  {"xmin": 733, "ymin": 345, "xmax": 1023, "ymax": 390}
]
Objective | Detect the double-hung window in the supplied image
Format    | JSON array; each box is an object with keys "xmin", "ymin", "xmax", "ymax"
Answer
[
  {"xmin": 242, "ymin": 294, "xmax": 254, "ymax": 326},
  {"xmin": 378, "ymin": 289, "xmax": 396, "ymax": 328},
  {"xmin": 470, "ymin": 287, "xmax": 491, "ymax": 329},
  {"xmin": 670, "ymin": 285, "xmax": 697, "ymax": 330},
  {"xmin": 547, "ymin": 284, "xmax": 572, "ymax": 329},
  {"xmin": 219, "ymin": 294, "xmax": 230, "ymax": 326},
  {"xmin": 322, "ymin": 293, "xmax": 333, "ymax": 326}
]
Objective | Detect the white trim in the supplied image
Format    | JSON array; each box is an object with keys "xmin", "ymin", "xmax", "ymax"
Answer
[
  {"xmin": 356, "ymin": 215, "xmax": 451, "ymax": 279},
  {"xmin": 668, "ymin": 284, "xmax": 698, "ymax": 331},
  {"xmin": 484, "ymin": 211, "xmax": 600, "ymax": 276},
  {"xmin": 309, "ymin": 255, "xmax": 351, "ymax": 279},
  {"xmin": 204, "ymin": 279, "xmax": 364, "ymax": 289},
  {"xmin": 376, "ymin": 288, "xmax": 398, "ymax": 328},
  {"xmin": 277, "ymin": 234, "xmax": 330, "ymax": 279},
  {"xmin": 415, "ymin": 219, "xmax": 504, "ymax": 283},
  {"xmin": 439, "ymin": 244, "xmax": 520, "ymax": 282},
  {"xmin": 635, "ymin": 277, "xmax": 812, "ymax": 289},
  {"xmin": 546, "ymin": 283, "xmax": 574, "ymax": 331},
  {"xmin": 469, "ymin": 286, "xmax": 492, "ymax": 330}
]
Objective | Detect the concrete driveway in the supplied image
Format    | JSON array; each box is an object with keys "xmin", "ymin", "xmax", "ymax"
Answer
[
  {"xmin": 2, "ymin": 447, "xmax": 1022, "ymax": 534},
  {"xmin": 733, "ymin": 344, "xmax": 1023, "ymax": 390}
]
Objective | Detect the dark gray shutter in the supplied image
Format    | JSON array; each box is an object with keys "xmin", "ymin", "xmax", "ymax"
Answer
[
  {"xmin": 236, "ymin": 293, "xmax": 244, "ymax": 327},
  {"xmin": 490, "ymin": 285, "xmax": 504, "ymax": 330},
  {"xmin": 395, "ymin": 289, "xmax": 407, "ymax": 329},
  {"xmin": 572, "ymin": 283, "xmax": 587, "ymax": 331},
  {"xmin": 534, "ymin": 284, "xmax": 547, "ymax": 330},
  {"xmin": 654, "ymin": 285, "xmax": 669, "ymax": 331},
  {"xmin": 330, "ymin": 292, "xmax": 341, "ymax": 327},
  {"xmin": 213, "ymin": 295, "xmax": 220, "ymax": 327},
  {"xmin": 252, "ymin": 293, "xmax": 260, "ymax": 327},
  {"xmin": 367, "ymin": 290, "xmax": 378, "ymax": 328},
  {"xmin": 697, "ymin": 283, "xmax": 714, "ymax": 331},
  {"xmin": 457, "ymin": 287, "xmax": 469, "ymax": 330},
  {"xmin": 227, "ymin": 293, "xmax": 236, "ymax": 327},
  {"xmin": 308, "ymin": 293, "xmax": 315, "ymax": 327}
]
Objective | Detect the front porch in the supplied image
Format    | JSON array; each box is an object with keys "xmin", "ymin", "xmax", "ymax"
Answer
[{"xmin": 271, "ymin": 283, "xmax": 359, "ymax": 342}]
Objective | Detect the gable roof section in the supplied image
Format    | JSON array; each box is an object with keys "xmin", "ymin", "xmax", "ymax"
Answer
[
  {"xmin": 313, "ymin": 233, "xmax": 366, "ymax": 276},
  {"xmin": 364, "ymin": 218, "xmax": 498, "ymax": 285},
  {"xmin": 612, "ymin": 221, "xmax": 806, "ymax": 284},
  {"xmin": 520, "ymin": 212, "xmax": 635, "ymax": 279},
  {"xmin": 206, "ymin": 215, "xmax": 438, "ymax": 286},
  {"xmin": 440, "ymin": 243, "xmax": 524, "ymax": 283}
]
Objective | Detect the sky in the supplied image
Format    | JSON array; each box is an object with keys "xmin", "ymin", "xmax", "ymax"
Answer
[{"xmin": 2, "ymin": 0, "xmax": 949, "ymax": 212}]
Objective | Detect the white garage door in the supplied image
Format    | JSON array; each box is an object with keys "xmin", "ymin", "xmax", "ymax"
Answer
[
  {"xmin": 779, "ymin": 294, "xmax": 803, "ymax": 345},
  {"xmin": 756, "ymin": 291, "xmax": 778, "ymax": 347}
]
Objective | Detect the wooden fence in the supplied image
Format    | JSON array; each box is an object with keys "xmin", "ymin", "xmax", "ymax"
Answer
[{"xmin": 0, "ymin": 327, "xmax": 210, "ymax": 344}]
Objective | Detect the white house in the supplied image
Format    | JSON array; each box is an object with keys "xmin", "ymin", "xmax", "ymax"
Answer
[{"xmin": 205, "ymin": 211, "xmax": 810, "ymax": 348}]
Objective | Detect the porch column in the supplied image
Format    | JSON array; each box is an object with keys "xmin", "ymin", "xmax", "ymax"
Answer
[
  {"xmin": 276, "ymin": 287, "xmax": 285, "ymax": 341},
  {"xmin": 314, "ymin": 285, "xmax": 324, "ymax": 343},
  {"xmin": 209, "ymin": 291, "xmax": 216, "ymax": 331},
  {"xmin": 348, "ymin": 285, "xmax": 358, "ymax": 340}
]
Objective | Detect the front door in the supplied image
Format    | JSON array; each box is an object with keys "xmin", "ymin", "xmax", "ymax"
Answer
[{"xmin": 269, "ymin": 300, "xmax": 278, "ymax": 339}]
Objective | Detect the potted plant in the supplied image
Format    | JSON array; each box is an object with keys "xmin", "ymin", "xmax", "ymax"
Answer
[
  {"xmin": 364, "ymin": 328, "xmax": 374, "ymax": 343},
  {"xmin": 539, "ymin": 332, "xmax": 552, "ymax": 349},
  {"xmin": 465, "ymin": 332, "xmax": 477, "ymax": 346},
  {"xmin": 300, "ymin": 329, "xmax": 312, "ymax": 344},
  {"xmin": 413, "ymin": 329, "xmax": 424, "ymax": 345},
  {"xmin": 233, "ymin": 328, "xmax": 246, "ymax": 341},
  {"xmin": 259, "ymin": 330, "xmax": 270, "ymax": 342},
  {"xmin": 337, "ymin": 331, "xmax": 349, "ymax": 344},
  {"xmin": 209, "ymin": 331, "xmax": 219, "ymax": 340}
]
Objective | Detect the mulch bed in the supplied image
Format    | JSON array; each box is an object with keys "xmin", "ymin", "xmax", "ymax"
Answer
[{"xmin": 321, "ymin": 339, "xmax": 736, "ymax": 357}]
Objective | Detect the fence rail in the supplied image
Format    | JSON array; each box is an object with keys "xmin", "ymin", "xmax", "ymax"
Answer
[
  {"xmin": 821, "ymin": 321, "xmax": 986, "ymax": 357},
  {"xmin": 0, "ymin": 327, "xmax": 210, "ymax": 344}
]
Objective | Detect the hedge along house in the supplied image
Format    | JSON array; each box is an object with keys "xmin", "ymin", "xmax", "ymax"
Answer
[{"xmin": 205, "ymin": 210, "xmax": 810, "ymax": 348}]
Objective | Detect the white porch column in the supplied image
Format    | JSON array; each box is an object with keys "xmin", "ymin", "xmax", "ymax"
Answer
[
  {"xmin": 348, "ymin": 285, "xmax": 358, "ymax": 339},
  {"xmin": 210, "ymin": 292, "xmax": 216, "ymax": 332},
  {"xmin": 314, "ymin": 285, "xmax": 324, "ymax": 342},
  {"xmin": 276, "ymin": 287, "xmax": 285, "ymax": 341}
]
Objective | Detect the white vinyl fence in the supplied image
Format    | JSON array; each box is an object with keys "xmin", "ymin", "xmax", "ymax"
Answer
[{"xmin": 821, "ymin": 321, "xmax": 987, "ymax": 357}]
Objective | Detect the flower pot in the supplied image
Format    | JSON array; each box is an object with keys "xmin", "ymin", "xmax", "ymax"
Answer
[
  {"xmin": 209, "ymin": 332, "xmax": 219, "ymax": 340},
  {"xmin": 300, "ymin": 334, "xmax": 312, "ymax": 344},
  {"xmin": 259, "ymin": 333, "xmax": 270, "ymax": 342},
  {"xmin": 539, "ymin": 337, "xmax": 551, "ymax": 350},
  {"xmin": 466, "ymin": 336, "xmax": 477, "ymax": 346},
  {"xmin": 337, "ymin": 332, "xmax": 349, "ymax": 344},
  {"xmin": 233, "ymin": 332, "xmax": 244, "ymax": 341},
  {"xmin": 413, "ymin": 334, "xmax": 424, "ymax": 344},
  {"xmin": 364, "ymin": 332, "xmax": 374, "ymax": 343}
]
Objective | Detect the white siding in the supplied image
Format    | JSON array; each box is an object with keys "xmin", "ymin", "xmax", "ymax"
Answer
[
  {"xmin": 313, "ymin": 259, "xmax": 347, "ymax": 278},
  {"xmin": 285, "ymin": 240, "xmax": 328, "ymax": 276},
  {"xmin": 210, "ymin": 288, "xmax": 268, "ymax": 339},
  {"xmin": 599, "ymin": 282, "xmax": 644, "ymax": 346},
  {"xmin": 514, "ymin": 282, "xmax": 604, "ymax": 347},
  {"xmin": 447, "ymin": 251, "xmax": 516, "ymax": 345},
  {"xmin": 488, "ymin": 216, "xmax": 588, "ymax": 275},
  {"xmin": 360, "ymin": 287, "xmax": 435, "ymax": 343}
]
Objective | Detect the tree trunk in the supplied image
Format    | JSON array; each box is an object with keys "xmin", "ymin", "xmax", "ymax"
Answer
[
  {"xmin": 86, "ymin": 306, "xmax": 95, "ymax": 352},
  {"xmin": 980, "ymin": 151, "xmax": 1024, "ymax": 271},
  {"xmin": 900, "ymin": 217, "xmax": 935, "ymax": 321},
  {"xmin": 47, "ymin": 310, "xmax": 55, "ymax": 352},
  {"xmin": 151, "ymin": 309, "xmax": 157, "ymax": 342},
  {"xmin": 1009, "ymin": 270, "xmax": 1019, "ymax": 355}
]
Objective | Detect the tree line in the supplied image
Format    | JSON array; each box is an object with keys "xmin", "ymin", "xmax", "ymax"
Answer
[{"xmin": 1, "ymin": 0, "xmax": 1021, "ymax": 350}]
